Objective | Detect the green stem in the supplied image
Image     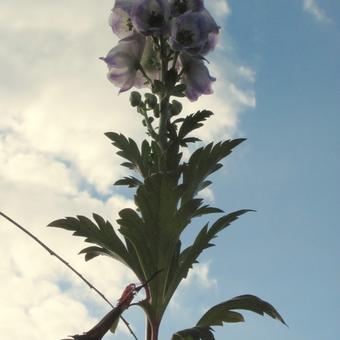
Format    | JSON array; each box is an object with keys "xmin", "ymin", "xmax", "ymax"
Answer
[
  {"xmin": 141, "ymin": 107, "xmax": 158, "ymax": 141},
  {"xmin": 158, "ymin": 96, "xmax": 170, "ymax": 150},
  {"xmin": 158, "ymin": 36, "xmax": 170, "ymax": 151}
]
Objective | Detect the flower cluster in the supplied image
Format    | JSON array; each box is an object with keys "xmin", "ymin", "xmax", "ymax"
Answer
[{"xmin": 102, "ymin": 0, "xmax": 219, "ymax": 101}]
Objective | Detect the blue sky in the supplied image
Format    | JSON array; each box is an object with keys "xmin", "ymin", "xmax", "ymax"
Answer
[{"xmin": 0, "ymin": 1, "xmax": 339, "ymax": 339}]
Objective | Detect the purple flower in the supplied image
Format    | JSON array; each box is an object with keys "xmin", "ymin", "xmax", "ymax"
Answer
[
  {"xmin": 109, "ymin": 0, "xmax": 137, "ymax": 38},
  {"xmin": 131, "ymin": 0, "xmax": 170, "ymax": 36},
  {"xmin": 101, "ymin": 32, "xmax": 146, "ymax": 93},
  {"xmin": 180, "ymin": 53, "xmax": 216, "ymax": 101},
  {"xmin": 170, "ymin": 9, "xmax": 220, "ymax": 55},
  {"xmin": 169, "ymin": 0, "xmax": 204, "ymax": 16}
]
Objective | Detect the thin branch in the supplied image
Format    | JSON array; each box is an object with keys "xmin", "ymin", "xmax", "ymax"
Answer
[
  {"xmin": 0, "ymin": 211, "xmax": 138, "ymax": 340},
  {"xmin": 141, "ymin": 108, "xmax": 159, "ymax": 141}
]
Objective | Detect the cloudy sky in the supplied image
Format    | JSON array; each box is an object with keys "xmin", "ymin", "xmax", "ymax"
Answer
[{"xmin": 0, "ymin": 0, "xmax": 339, "ymax": 339}]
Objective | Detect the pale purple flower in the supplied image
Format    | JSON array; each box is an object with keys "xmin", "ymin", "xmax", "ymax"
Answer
[
  {"xmin": 101, "ymin": 32, "xmax": 146, "ymax": 93},
  {"xmin": 170, "ymin": 9, "xmax": 220, "ymax": 55},
  {"xmin": 131, "ymin": 0, "xmax": 170, "ymax": 36},
  {"xmin": 169, "ymin": 0, "xmax": 203, "ymax": 16},
  {"xmin": 200, "ymin": 31, "xmax": 219, "ymax": 55},
  {"xmin": 109, "ymin": 0, "xmax": 137, "ymax": 38},
  {"xmin": 180, "ymin": 53, "xmax": 216, "ymax": 101}
]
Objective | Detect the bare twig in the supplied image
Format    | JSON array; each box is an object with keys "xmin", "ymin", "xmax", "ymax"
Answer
[{"xmin": 0, "ymin": 211, "xmax": 138, "ymax": 340}]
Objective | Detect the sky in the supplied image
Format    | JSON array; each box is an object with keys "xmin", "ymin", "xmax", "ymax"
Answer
[{"xmin": 0, "ymin": 0, "xmax": 339, "ymax": 339}]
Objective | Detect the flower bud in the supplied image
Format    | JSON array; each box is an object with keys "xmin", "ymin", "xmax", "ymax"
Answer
[
  {"xmin": 130, "ymin": 91, "xmax": 142, "ymax": 107},
  {"xmin": 170, "ymin": 100, "xmax": 183, "ymax": 115},
  {"xmin": 153, "ymin": 106, "xmax": 160, "ymax": 118},
  {"xmin": 145, "ymin": 93, "xmax": 158, "ymax": 108}
]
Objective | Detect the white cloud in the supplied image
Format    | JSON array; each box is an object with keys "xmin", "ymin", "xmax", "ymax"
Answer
[
  {"xmin": 0, "ymin": 0, "xmax": 255, "ymax": 338},
  {"xmin": 199, "ymin": 187, "xmax": 215, "ymax": 203},
  {"xmin": 182, "ymin": 262, "xmax": 217, "ymax": 289},
  {"xmin": 303, "ymin": 0, "xmax": 331, "ymax": 23},
  {"xmin": 207, "ymin": 0, "xmax": 231, "ymax": 19}
]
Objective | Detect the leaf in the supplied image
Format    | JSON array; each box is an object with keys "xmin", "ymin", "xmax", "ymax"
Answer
[
  {"xmin": 177, "ymin": 110, "xmax": 213, "ymax": 145},
  {"xmin": 172, "ymin": 326, "xmax": 215, "ymax": 340},
  {"xmin": 197, "ymin": 295, "xmax": 287, "ymax": 327},
  {"xmin": 181, "ymin": 139, "xmax": 246, "ymax": 204},
  {"xmin": 192, "ymin": 205, "xmax": 224, "ymax": 218},
  {"xmin": 165, "ymin": 210, "xmax": 252, "ymax": 304},
  {"xmin": 105, "ymin": 133, "xmax": 149, "ymax": 178},
  {"xmin": 118, "ymin": 173, "xmax": 212, "ymax": 313},
  {"xmin": 171, "ymin": 84, "xmax": 186, "ymax": 97},
  {"xmin": 48, "ymin": 214, "xmax": 133, "ymax": 269},
  {"xmin": 114, "ymin": 176, "xmax": 142, "ymax": 188},
  {"xmin": 79, "ymin": 246, "xmax": 111, "ymax": 261}
]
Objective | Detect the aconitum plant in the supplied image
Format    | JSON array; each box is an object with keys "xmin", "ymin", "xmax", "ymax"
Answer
[{"xmin": 50, "ymin": 1, "xmax": 286, "ymax": 339}]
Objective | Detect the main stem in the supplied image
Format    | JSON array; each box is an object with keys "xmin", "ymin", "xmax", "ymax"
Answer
[
  {"xmin": 146, "ymin": 38, "xmax": 170, "ymax": 340},
  {"xmin": 158, "ymin": 36, "xmax": 170, "ymax": 151}
]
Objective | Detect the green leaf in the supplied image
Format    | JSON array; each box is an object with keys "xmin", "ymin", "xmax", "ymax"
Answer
[
  {"xmin": 182, "ymin": 139, "xmax": 246, "ymax": 204},
  {"xmin": 114, "ymin": 176, "xmax": 142, "ymax": 188},
  {"xmin": 177, "ymin": 110, "xmax": 213, "ymax": 145},
  {"xmin": 172, "ymin": 326, "xmax": 215, "ymax": 340},
  {"xmin": 79, "ymin": 246, "xmax": 111, "ymax": 261},
  {"xmin": 165, "ymin": 210, "xmax": 252, "ymax": 304},
  {"xmin": 171, "ymin": 84, "xmax": 186, "ymax": 97},
  {"xmin": 118, "ymin": 173, "xmax": 212, "ymax": 314},
  {"xmin": 105, "ymin": 133, "xmax": 149, "ymax": 178},
  {"xmin": 192, "ymin": 205, "xmax": 224, "ymax": 218},
  {"xmin": 48, "ymin": 214, "xmax": 133, "ymax": 269},
  {"xmin": 197, "ymin": 295, "xmax": 287, "ymax": 327}
]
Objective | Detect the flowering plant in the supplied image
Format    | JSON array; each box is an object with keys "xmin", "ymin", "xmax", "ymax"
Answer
[{"xmin": 49, "ymin": 1, "xmax": 286, "ymax": 339}]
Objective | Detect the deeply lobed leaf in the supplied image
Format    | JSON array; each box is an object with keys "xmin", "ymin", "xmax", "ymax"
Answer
[
  {"xmin": 165, "ymin": 210, "xmax": 252, "ymax": 305},
  {"xmin": 197, "ymin": 294, "xmax": 287, "ymax": 327},
  {"xmin": 48, "ymin": 214, "xmax": 133, "ymax": 270},
  {"xmin": 181, "ymin": 139, "xmax": 246, "ymax": 204},
  {"xmin": 172, "ymin": 326, "xmax": 215, "ymax": 340}
]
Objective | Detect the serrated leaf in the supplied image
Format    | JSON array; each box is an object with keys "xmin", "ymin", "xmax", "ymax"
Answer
[
  {"xmin": 172, "ymin": 326, "xmax": 215, "ymax": 340},
  {"xmin": 79, "ymin": 246, "xmax": 111, "ymax": 262},
  {"xmin": 178, "ymin": 111, "xmax": 213, "ymax": 141},
  {"xmin": 182, "ymin": 139, "xmax": 246, "ymax": 204},
  {"xmin": 114, "ymin": 176, "xmax": 142, "ymax": 188},
  {"xmin": 181, "ymin": 137, "xmax": 201, "ymax": 145},
  {"xmin": 165, "ymin": 210, "xmax": 251, "ymax": 305},
  {"xmin": 172, "ymin": 84, "xmax": 186, "ymax": 97},
  {"xmin": 197, "ymin": 295, "xmax": 287, "ymax": 327},
  {"xmin": 48, "ymin": 214, "xmax": 134, "ymax": 270},
  {"xmin": 105, "ymin": 133, "xmax": 149, "ymax": 178},
  {"xmin": 192, "ymin": 205, "xmax": 224, "ymax": 218}
]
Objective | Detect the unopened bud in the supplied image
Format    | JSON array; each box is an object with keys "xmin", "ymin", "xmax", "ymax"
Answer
[
  {"xmin": 153, "ymin": 106, "xmax": 160, "ymax": 118},
  {"xmin": 170, "ymin": 100, "xmax": 182, "ymax": 115},
  {"xmin": 130, "ymin": 91, "xmax": 142, "ymax": 107},
  {"xmin": 145, "ymin": 93, "xmax": 158, "ymax": 108}
]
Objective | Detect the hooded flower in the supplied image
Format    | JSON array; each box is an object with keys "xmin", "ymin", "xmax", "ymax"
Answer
[
  {"xmin": 169, "ymin": 0, "xmax": 204, "ymax": 17},
  {"xmin": 131, "ymin": 0, "xmax": 170, "ymax": 36},
  {"xmin": 109, "ymin": 0, "xmax": 137, "ymax": 38},
  {"xmin": 180, "ymin": 53, "xmax": 216, "ymax": 101},
  {"xmin": 170, "ymin": 9, "xmax": 220, "ymax": 55},
  {"xmin": 101, "ymin": 32, "xmax": 146, "ymax": 93}
]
